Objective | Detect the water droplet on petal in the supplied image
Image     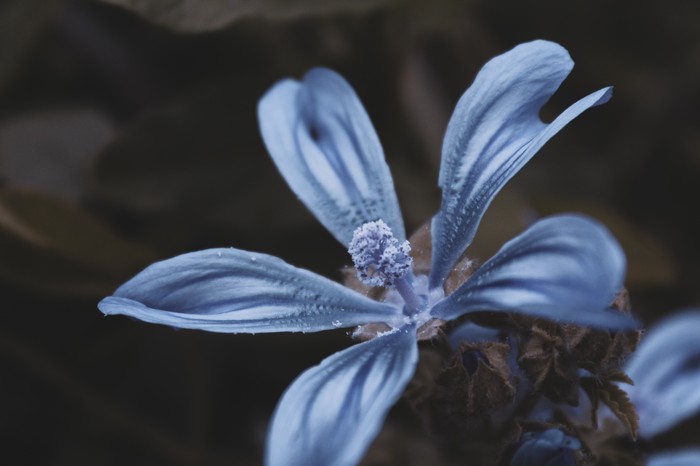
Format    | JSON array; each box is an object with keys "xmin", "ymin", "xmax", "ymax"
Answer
[{"xmin": 332, "ymin": 320, "xmax": 342, "ymax": 328}]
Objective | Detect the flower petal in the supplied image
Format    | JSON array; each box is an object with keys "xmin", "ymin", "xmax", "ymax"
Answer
[
  {"xmin": 448, "ymin": 321, "xmax": 501, "ymax": 348},
  {"xmin": 429, "ymin": 40, "xmax": 612, "ymax": 288},
  {"xmin": 98, "ymin": 248, "xmax": 400, "ymax": 333},
  {"xmin": 508, "ymin": 429, "xmax": 581, "ymax": 466},
  {"xmin": 258, "ymin": 68, "xmax": 405, "ymax": 246},
  {"xmin": 265, "ymin": 325, "xmax": 418, "ymax": 466},
  {"xmin": 430, "ymin": 214, "xmax": 635, "ymax": 329},
  {"xmin": 647, "ymin": 449, "xmax": 700, "ymax": 466},
  {"xmin": 624, "ymin": 311, "xmax": 700, "ymax": 438}
]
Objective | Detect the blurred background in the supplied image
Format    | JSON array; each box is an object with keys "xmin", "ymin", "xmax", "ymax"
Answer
[{"xmin": 1, "ymin": 0, "xmax": 699, "ymax": 464}]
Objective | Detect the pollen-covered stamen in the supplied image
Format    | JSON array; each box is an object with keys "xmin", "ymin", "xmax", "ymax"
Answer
[{"xmin": 348, "ymin": 220, "xmax": 413, "ymax": 287}]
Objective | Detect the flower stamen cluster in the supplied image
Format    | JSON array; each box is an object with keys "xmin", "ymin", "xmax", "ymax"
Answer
[{"xmin": 348, "ymin": 220, "xmax": 413, "ymax": 287}]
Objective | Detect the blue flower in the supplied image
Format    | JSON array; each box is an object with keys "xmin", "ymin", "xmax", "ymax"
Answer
[
  {"xmin": 99, "ymin": 40, "xmax": 634, "ymax": 466},
  {"xmin": 625, "ymin": 311, "xmax": 700, "ymax": 438},
  {"xmin": 622, "ymin": 311, "xmax": 700, "ymax": 465}
]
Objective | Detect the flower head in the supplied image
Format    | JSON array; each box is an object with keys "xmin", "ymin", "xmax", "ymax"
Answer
[{"xmin": 99, "ymin": 40, "xmax": 635, "ymax": 466}]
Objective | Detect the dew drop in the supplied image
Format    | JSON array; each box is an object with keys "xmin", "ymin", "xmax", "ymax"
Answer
[
  {"xmin": 250, "ymin": 256, "xmax": 257, "ymax": 262},
  {"xmin": 332, "ymin": 320, "xmax": 342, "ymax": 328},
  {"xmin": 217, "ymin": 252, "xmax": 222, "ymax": 257}
]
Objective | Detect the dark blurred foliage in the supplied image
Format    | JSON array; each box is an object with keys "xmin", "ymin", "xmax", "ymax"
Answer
[{"xmin": 0, "ymin": 0, "xmax": 699, "ymax": 464}]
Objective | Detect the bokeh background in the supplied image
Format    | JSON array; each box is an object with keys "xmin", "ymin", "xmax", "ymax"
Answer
[{"xmin": 1, "ymin": 0, "xmax": 699, "ymax": 464}]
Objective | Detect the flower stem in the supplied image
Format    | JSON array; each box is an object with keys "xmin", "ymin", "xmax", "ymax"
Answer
[{"xmin": 393, "ymin": 277, "xmax": 422, "ymax": 316}]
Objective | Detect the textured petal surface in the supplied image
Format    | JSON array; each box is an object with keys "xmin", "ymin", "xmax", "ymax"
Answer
[
  {"xmin": 258, "ymin": 68, "xmax": 405, "ymax": 246},
  {"xmin": 431, "ymin": 215, "xmax": 634, "ymax": 329},
  {"xmin": 265, "ymin": 325, "xmax": 418, "ymax": 466},
  {"xmin": 429, "ymin": 40, "xmax": 612, "ymax": 288},
  {"xmin": 624, "ymin": 311, "xmax": 700, "ymax": 438},
  {"xmin": 647, "ymin": 449, "xmax": 700, "ymax": 466},
  {"xmin": 98, "ymin": 248, "xmax": 400, "ymax": 333}
]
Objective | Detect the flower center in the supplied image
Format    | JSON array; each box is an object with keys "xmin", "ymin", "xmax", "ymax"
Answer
[
  {"xmin": 348, "ymin": 220, "xmax": 413, "ymax": 287},
  {"xmin": 348, "ymin": 220, "xmax": 425, "ymax": 316}
]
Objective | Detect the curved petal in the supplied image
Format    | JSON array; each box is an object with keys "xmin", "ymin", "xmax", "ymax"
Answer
[
  {"xmin": 258, "ymin": 68, "xmax": 405, "ymax": 246},
  {"xmin": 430, "ymin": 214, "xmax": 635, "ymax": 330},
  {"xmin": 448, "ymin": 321, "xmax": 501, "ymax": 348},
  {"xmin": 429, "ymin": 40, "xmax": 612, "ymax": 288},
  {"xmin": 647, "ymin": 449, "xmax": 700, "ymax": 466},
  {"xmin": 98, "ymin": 248, "xmax": 401, "ymax": 333},
  {"xmin": 624, "ymin": 311, "xmax": 700, "ymax": 438},
  {"xmin": 265, "ymin": 325, "xmax": 418, "ymax": 466}
]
